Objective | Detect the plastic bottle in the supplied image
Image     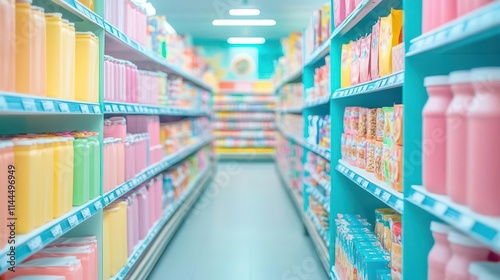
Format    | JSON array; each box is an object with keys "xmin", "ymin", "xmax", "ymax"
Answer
[
  {"xmin": 103, "ymin": 139, "xmax": 111, "ymax": 193},
  {"xmin": 445, "ymin": 231, "xmax": 490, "ymax": 280},
  {"xmin": 60, "ymin": 136, "xmax": 74, "ymax": 214},
  {"xmin": 469, "ymin": 262, "xmax": 500, "ymax": 280},
  {"xmin": 108, "ymin": 139, "xmax": 118, "ymax": 190},
  {"xmin": 0, "ymin": 0, "xmax": 16, "ymax": 92},
  {"xmin": 136, "ymin": 187, "xmax": 150, "ymax": 239},
  {"xmin": 468, "ymin": 67, "xmax": 500, "ymax": 216},
  {"xmin": 45, "ymin": 13, "xmax": 63, "ymax": 99},
  {"xmin": 441, "ymin": 0, "xmax": 457, "ymax": 27},
  {"xmin": 125, "ymin": 135, "xmax": 135, "ymax": 180},
  {"xmin": 31, "ymin": 6, "xmax": 46, "ymax": 96},
  {"xmin": 40, "ymin": 138, "xmax": 55, "ymax": 224},
  {"xmin": 75, "ymin": 32, "xmax": 98, "ymax": 102},
  {"xmin": 72, "ymin": 137, "xmax": 90, "ymax": 206},
  {"xmin": 446, "ymin": 71, "xmax": 475, "ymax": 205},
  {"xmin": 422, "ymin": 76, "xmax": 453, "ymax": 194},
  {"xmin": 67, "ymin": 22, "xmax": 76, "ymax": 100},
  {"xmin": 87, "ymin": 133, "xmax": 100, "ymax": 199},
  {"xmin": 469, "ymin": 0, "xmax": 494, "ymax": 13},
  {"xmin": 428, "ymin": 222, "xmax": 453, "ymax": 280},
  {"xmin": 0, "ymin": 140, "xmax": 14, "ymax": 248},
  {"xmin": 15, "ymin": 0, "xmax": 34, "ymax": 94},
  {"xmin": 115, "ymin": 138, "xmax": 125, "ymax": 186}
]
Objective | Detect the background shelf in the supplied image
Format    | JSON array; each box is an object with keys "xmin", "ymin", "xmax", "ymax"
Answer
[{"xmin": 103, "ymin": 102, "xmax": 208, "ymax": 116}]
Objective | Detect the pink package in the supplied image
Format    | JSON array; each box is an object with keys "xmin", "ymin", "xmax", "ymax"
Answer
[
  {"xmin": 371, "ymin": 20, "xmax": 380, "ymax": 80},
  {"xmin": 136, "ymin": 187, "xmax": 150, "ymax": 240},
  {"xmin": 334, "ymin": 0, "xmax": 346, "ymax": 27},
  {"xmin": 4, "ymin": 257, "xmax": 83, "ymax": 280},
  {"xmin": 147, "ymin": 180, "xmax": 156, "ymax": 227},
  {"xmin": 344, "ymin": 107, "xmax": 352, "ymax": 134},
  {"xmin": 130, "ymin": 194, "xmax": 139, "ymax": 251},
  {"xmin": 108, "ymin": 140, "xmax": 118, "ymax": 190},
  {"xmin": 346, "ymin": 0, "xmax": 356, "ymax": 17},
  {"xmin": 359, "ymin": 34, "xmax": 372, "ymax": 83},
  {"xmin": 105, "ymin": 117, "xmax": 127, "ymax": 142},
  {"xmin": 116, "ymin": 140, "xmax": 125, "ymax": 186},
  {"xmin": 445, "ymin": 232, "xmax": 490, "ymax": 279},
  {"xmin": 154, "ymin": 175, "xmax": 164, "ymax": 221},
  {"xmin": 125, "ymin": 196, "xmax": 137, "ymax": 256},
  {"xmin": 28, "ymin": 245, "xmax": 97, "ymax": 280},
  {"xmin": 350, "ymin": 39, "xmax": 361, "ymax": 86}
]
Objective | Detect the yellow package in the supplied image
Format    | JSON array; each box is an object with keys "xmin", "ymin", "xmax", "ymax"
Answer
[
  {"xmin": 383, "ymin": 213, "xmax": 401, "ymax": 251},
  {"xmin": 379, "ymin": 9, "xmax": 403, "ymax": 77},
  {"xmin": 341, "ymin": 42, "xmax": 352, "ymax": 88}
]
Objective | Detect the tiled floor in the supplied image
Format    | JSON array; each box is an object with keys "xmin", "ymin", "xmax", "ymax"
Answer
[{"xmin": 148, "ymin": 161, "xmax": 329, "ymax": 280}]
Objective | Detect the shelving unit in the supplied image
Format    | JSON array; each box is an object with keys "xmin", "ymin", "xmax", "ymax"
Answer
[{"xmin": 103, "ymin": 101, "xmax": 209, "ymax": 116}]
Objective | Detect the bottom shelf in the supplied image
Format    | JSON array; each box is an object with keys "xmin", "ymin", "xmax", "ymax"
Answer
[{"xmin": 111, "ymin": 163, "xmax": 214, "ymax": 280}]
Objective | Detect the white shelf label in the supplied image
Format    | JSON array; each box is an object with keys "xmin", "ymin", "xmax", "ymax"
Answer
[
  {"xmin": 94, "ymin": 200, "xmax": 102, "ymax": 210},
  {"xmin": 59, "ymin": 103, "xmax": 70, "ymax": 112},
  {"xmin": 42, "ymin": 100, "xmax": 55, "ymax": 112},
  {"xmin": 459, "ymin": 215, "xmax": 475, "ymax": 231},
  {"xmin": 434, "ymin": 201, "xmax": 447, "ymax": 215},
  {"xmin": 81, "ymin": 208, "xmax": 91, "ymax": 219},
  {"xmin": 119, "ymin": 105, "xmax": 126, "ymax": 112},
  {"xmin": 22, "ymin": 99, "xmax": 36, "ymax": 111},
  {"xmin": 381, "ymin": 192, "xmax": 391, "ymax": 202},
  {"xmin": 94, "ymin": 105, "xmax": 101, "ymax": 113},
  {"xmin": 349, "ymin": 172, "xmax": 355, "ymax": 180},
  {"xmin": 394, "ymin": 200, "xmax": 404, "ymax": 212},
  {"xmin": 109, "ymin": 193, "xmax": 116, "ymax": 201},
  {"xmin": 103, "ymin": 196, "xmax": 110, "ymax": 205},
  {"xmin": 27, "ymin": 236, "xmax": 43, "ymax": 251},
  {"xmin": 80, "ymin": 104, "xmax": 90, "ymax": 113},
  {"xmin": 0, "ymin": 96, "xmax": 7, "ymax": 109},
  {"xmin": 68, "ymin": 215, "xmax": 79, "ymax": 228},
  {"xmin": 51, "ymin": 224, "xmax": 63, "ymax": 238},
  {"xmin": 112, "ymin": 104, "xmax": 119, "ymax": 112},
  {"xmin": 104, "ymin": 105, "xmax": 112, "ymax": 112},
  {"xmin": 411, "ymin": 192, "xmax": 426, "ymax": 204},
  {"xmin": 374, "ymin": 188, "xmax": 382, "ymax": 197},
  {"xmin": 361, "ymin": 180, "xmax": 369, "ymax": 189}
]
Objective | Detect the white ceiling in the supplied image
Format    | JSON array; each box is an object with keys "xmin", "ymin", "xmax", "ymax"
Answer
[{"xmin": 148, "ymin": 0, "xmax": 329, "ymax": 40}]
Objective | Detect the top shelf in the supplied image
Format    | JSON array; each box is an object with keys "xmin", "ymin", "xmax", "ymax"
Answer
[
  {"xmin": 304, "ymin": 39, "xmax": 331, "ymax": 67},
  {"xmin": 331, "ymin": 0, "xmax": 383, "ymax": 39},
  {"xmin": 52, "ymin": 0, "xmax": 104, "ymax": 27}
]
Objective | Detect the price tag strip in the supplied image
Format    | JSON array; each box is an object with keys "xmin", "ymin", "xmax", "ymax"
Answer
[{"xmin": 332, "ymin": 71, "xmax": 404, "ymax": 99}]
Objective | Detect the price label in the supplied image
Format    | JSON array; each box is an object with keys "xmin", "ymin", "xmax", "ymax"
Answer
[
  {"xmin": 434, "ymin": 201, "xmax": 447, "ymax": 215},
  {"xmin": 22, "ymin": 98, "xmax": 37, "ymax": 111},
  {"xmin": 374, "ymin": 188, "xmax": 382, "ymax": 197},
  {"xmin": 41, "ymin": 100, "xmax": 55, "ymax": 112},
  {"xmin": 394, "ymin": 200, "xmax": 404, "ymax": 213},
  {"xmin": 80, "ymin": 104, "xmax": 90, "ymax": 113},
  {"xmin": 51, "ymin": 224, "xmax": 63, "ymax": 238},
  {"xmin": 103, "ymin": 196, "xmax": 110, "ymax": 205},
  {"xmin": 104, "ymin": 105, "xmax": 112, "ymax": 112},
  {"xmin": 94, "ymin": 200, "xmax": 102, "ymax": 210},
  {"xmin": 59, "ymin": 103, "xmax": 70, "ymax": 112},
  {"xmin": 381, "ymin": 192, "xmax": 391, "ymax": 202},
  {"xmin": 348, "ymin": 172, "xmax": 355, "ymax": 180},
  {"xmin": 89, "ymin": 13, "xmax": 97, "ymax": 23},
  {"xmin": 459, "ymin": 215, "xmax": 475, "ymax": 230},
  {"xmin": 112, "ymin": 104, "xmax": 119, "ymax": 112},
  {"xmin": 0, "ymin": 96, "xmax": 7, "ymax": 110},
  {"xmin": 119, "ymin": 105, "xmax": 126, "ymax": 112},
  {"xmin": 104, "ymin": 23, "xmax": 112, "ymax": 32},
  {"xmin": 94, "ymin": 105, "xmax": 101, "ymax": 113},
  {"xmin": 81, "ymin": 208, "xmax": 91, "ymax": 219},
  {"xmin": 95, "ymin": 17, "xmax": 104, "ymax": 27},
  {"xmin": 127, "ymin": 106, "xmax": 134, "ymax": 112},
  {"xmin": 410, "ymin": 191, "xmax": 426, "ymax": 204},
  {"xmin": 27, "ymin": 236, "xmax": 43, "ymax": 251},
  {"xmin": 109, "ymin": 193, "xmax": 116, "ymax": 201},
  {"xmin": 355, "ymin": 177, "xmax": 362, "ymax": 184},
  {"xmin": 361, "ymin": 180, "xmax": 369, "ymax": 189},
  {"xmin": 68, "ymin": 215, "xmax": 79, "ymax": 228},
  {"xmin": 116, "ymin": 189, "xmax": 122, "ymax": 196}
]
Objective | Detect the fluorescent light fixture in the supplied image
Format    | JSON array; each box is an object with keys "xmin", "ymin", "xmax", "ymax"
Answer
[
  {"xmin": 229, "ymin": 8, "xmax": 261, "ymax": 16},
  {"xmin": 212, "ymin": 19, "xmax": 276, "ymax": 26},
  {"xmin": 227, "ymin": 37, "xmax": 266, "ymax": 44}
]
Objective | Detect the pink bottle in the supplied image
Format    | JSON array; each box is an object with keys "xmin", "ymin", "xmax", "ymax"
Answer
[
  {"xmin": 108, "ymin": 140, "xmax": 118, "ymax": 190},
  {"xmin": 441, "ymin": 0, "xmax": 458, "ymax": 27},
  {"xmin": 125, "ymin": 196, "xmax": 135, "ymax": 256},
  {"xmin": 422, "ymin": 76, "xmax": 453, "ymax": 194},
  {"xmin": 462, "ymin": 0, "xmax": 494, "ymax": 15},
  {"xmin": 428, "ymin": 222, "xmax": 453, "ymax": 280},
  {"xmin": 136, "ymin": 187, "xmax": 150, "ymax": 239},
  {"xmin": 116, "ymin": 139, "xmax": 125, "ymax": 185},
  {"xmin": 125, "ymin": 135, "xmax": 135, "ymax": 180},
  {"xmin": 446, "ymin": 71, "xmax": 475, "ymax": 205},
  {"xmin": 445, "ymin": 231, "xmax": 490, "ymax": 280},
  {"xmin": 147, "ymin": 180, "xmax": 156, "ymax": 227},
  {"xmin": 423, "ymin": 0, "xmax": 440, "ymax": 33},
  {"xmin": 103, "ymin": 138, "xmax": 112, "ymax": 193},
  {"xmin": 469, "ymin": 262, "xmax": 500, "ymax": 280},
  {"xmin": 111, "ymin": 58, "xmax": 117, "ymax": 101},
  {"xmin": 468, "ymin": 67, "xmax": 500, "ymax": 216},
  {"xmin": 130, "ymin": 193, "xmax": 139, "ymax": 249},
  {"xmin": 109, "ymin": 117, "xmax": 127, "ymax": 142}
]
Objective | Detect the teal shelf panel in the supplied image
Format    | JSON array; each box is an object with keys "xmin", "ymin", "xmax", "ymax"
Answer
[
  {"xmin": 306, "ymin": 210, "xmax": 330, "ymax": 247},
  {"xmin": 336, "ymin": 160, "xmax": 404, "ymax": 214},
  {"xmin": 408, "ymin": 186, "xmax": 500, "ymax": 252},
  {"xmin": 103, "ymin": 136, "xmax": 213, "ymax": 207},
  {"xmin": 0, "ymin": 197, "xmax": 103, "ymax": 274},
  {"xmin": 407, "ymin": 2, "xmax": 500, "ymax": 56},
  {"xmin": 274, "ymin": 67, "xmax": 303, "ymax": 93},
  {"xmin": 305, "ymin": 39, "xmax": 331, "ymax": 67},
  {"xmin": 331, "ymin": 0, "xmax": 383, "ymax": 38},
  {"xmin": 306, "ymin": 183, "xmax": 330, "ymax": 213},
  {"xmin": 304, "ymin": 95, "xmax": 331, "ymax": 109},
  {"xmin": 110, "ymin": 165, "xmax": 213, "ymax": 280},
  {"xmin": 276, "ymin": 107, "xmax": 304, "ymax": 114},
  {"xmin": 103, "ymin": 102, "xmax": 208, "ymax": 116},
  {"xmin": 103, "ymin": 23, "xmax": 212, "ymax": 92},
  {"xmin": 277, "ymin": 126, "xmax": 331, "ymax": 160},
  {"xmin": 53, "ymin": 0, "xmax": 104, "ymax": 27},
  {"xmin": 0, "ymin": 93, "xmax": 101, "ymax": 115},
  {"xmin": 304, "ymin": 163, "xmax": 330, "ymax": 194},
  {"xmin": 331, "ymin": 71, "xmax": 404, "ymax": 99}
]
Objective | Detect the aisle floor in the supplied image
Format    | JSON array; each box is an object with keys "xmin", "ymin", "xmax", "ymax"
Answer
[{"xmin": 148, "ymin": 161, "xmax": 329, "ymax": 280}]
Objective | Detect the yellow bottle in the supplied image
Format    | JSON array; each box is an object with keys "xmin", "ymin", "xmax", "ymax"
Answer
[
  {"xmin": 75, "ymin": 32, "xmax": 99, "ymax": 102},
  {"xmin": 68, "ymin": 22, "xmax": 76, "ymax": 100},
  {"xmin": 45, "ymin": 13, "xmax": 63, "ymax": 99},
  {"xmin": 106, "ymin": 204, "xmax": 122, "ymax": 276},
  {"xmin": 0, "ymin": 0, "xmax": 16, "ymax": 92},
  {"xmin": 52, "ymin": 137, "xmax": 65, "ymax": 218},
  {"xmin": 39, "ymin": 138, "xmax": 55, "ymax": 224},
  {"xmin": 59, "ymin": 136, "xmax": 74, "ymax": 214},
  {"xmin": 116, "ymin": 201, "xmax": 128, "ymax": 268},
  {"xmin": 79, "ymin": 0, "xmax": 94, "ymax": 11},
  {"xmin": 61, "ymin": 19, "xmax": 70, "ymax": 100},
  {"xmin": 31, "ymin": 6, "xmax": 46, "ymax": 96},
  {"xmin": 15, "ymin": 0, "xmax": 34, "ymax": 94},
  {"xmin": 13, "ymin": 138, "xmax": 38, "ymax": 233}
]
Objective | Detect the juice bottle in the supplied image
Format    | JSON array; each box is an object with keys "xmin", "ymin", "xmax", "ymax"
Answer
[
  {"xmin": 445, "ymin": 231, "xmax": 490, "ymax": 280},
  {"xmin": 108, "ymin": 140, "xmax": 118, "ymax": 190},
  {"xmin": 13, "ymin": 138, "xmax": 38, "ymax": 233},
  {"xmin": 422, "ymin": 76, "xmax": 453, "ymax": 194},
  {"xmin": 45, "ymin": 13, "xmax": 63, "ymax": 99},
  {"xmin": 103, "ymin": 208, "xmax": 112, "ymax": 278},
  {"xmin": 428, "ymin": 222, "xmax": 453, "ymax": 280},
  {"xmin": 61, "ymin": 19, "xmax": 70, "ymax": 100},
  {"xmin": 87, "ymin": 132, "xmax": 100, "ymax": 199},
  {"xmin": 75, "ymin": 32, "xmax": 98, "ymax": 102},
  {"xmin": 72, "ymin": 136, "xmax": 90, "ymax": 206},
  {"xmin": 67, "ymin": 22, "xmax": 76, "ymax": 100},
  {"xmin": 136, "ymin": 187, "xmax": 149, "ymax": 239},
  {"xmin": 60, "ymin": 136, "xmax": 74, "ymax": 214},
  {"xmin": 40, "ymin": 138, "xmax": 55, "ymax": 224},
  {"xmin": 0, "ymin": 0, "xmax": 16, "ymax": 92},
  {"xmin": 31, "ymin": 6, "xmax": 46, "ymax": 97},
  {"xmin": 0, "ymin": 140, "xmax": 14, "ymax": 248},
  {"xmin": 51, "ymin": 137, "xmax": 65, "ymax": 218},
  {"xmin": 103, "ymin": 138, "xmax": 111, "ymax": 193},
  {"xmin": 15, "ymin": 0, "xmax": 34, "ymax": 94},
  {"xmin": 91, "ymin": 34, "xmax": 99, "ymax": 103},
  {"xmin": 116, "ymin": 139, "xmax": 125, "ymax": 186}
]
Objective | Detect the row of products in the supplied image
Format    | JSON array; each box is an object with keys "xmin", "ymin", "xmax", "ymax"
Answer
[
  {"xmin": 277, "ymin": 114, "xmax": 304, "ymax": 140},
  {"xmin": 214, "ymin": 139, "xmax": 277, "ymax": 148},
  {"xmin": 212, "ymin": 104, "xmax": 275, "ymax": 112},
  {"xmin": 304, "ymin": 2, "xmax": 331, "ymax": 58},
  {"xmin": 166, "ymin": 76, "xmax": 209, "ymax": 110},
  {"xmin": 272, "ymin": 33, "xmax": 303, "ymax": 86},
  {"xmin": 422, "ymin": 0, "xmax": 493, "ymax": 33},
  {"xmin": 104, "ymin": 55, "xmax": 167, "ymax": 105},
  {"xmin": 1, "ymin": 236, "xmax": 98, "ymax": 280},
  {"xmin": 422, "ymin": 68, "xmax": 500, "ymax": 216},
  {"xmin": 213, "ymin": 95, "xmax": 276, "ymax": 103},
  {"xmin": 307, "ymin": 114, "xmax": 331, "ymax": 150},
  {"xmin": 276, "ymin": 135, "xmax": 303, "ymax": 195},
  {"xmin": 341, "ymin": 105, "xmax": 404, "ymax": 192},
  {"xmin": 308, "ymin": 195, "xmax": 330, "ymax": 246},
  {"xmin": 428, "ymin": 221, "xmax": 500, "ymax": 280},
  {"xmin": 341, "ymin": 9, "xmax": 404, "ymax": 88},
  {"xmin": 213, "ymin": 112, "xmax": 275, "ymax": 121},
  {"xmin": 104, "ymin": 0, "xmax": 148, "ymax": 46},
  {"xmin": 333, "ymin": 0, "xmax": 364, "ymax": 28},
  {"xmin": 103, "ymin": 181, "xmax": 163, "ymax": 279},
  {"xmin": 278, "ymin": 83, "xmax": 304, "ymax": 109},
  {"xmin": 211, "ymin": 121, "xmax": 275, "ymax": 131},
  {"xmin": 213, "ymin": 130, "xmax": 276, "ymax": 139},
  {"xmin": 305, "ymin": 151, "xmax": 331, "ymax": 202},
  {"xmin": 160, "ymin": 117, "xmax": 209, "ymax": 155},
  {"xmin": 375, "ymin": 209, "xmax": 402, "ymax": 280},
  {"xmin": 0, "ymin": 131, "xmax": 99, "ymax": 237},
  {"xmin": 0, "ymin": 3, "xmax": 99, "ymax": 102},
  {"xmin": 306, "ymin": 57, "xmax": 331, "ymax": 103}
]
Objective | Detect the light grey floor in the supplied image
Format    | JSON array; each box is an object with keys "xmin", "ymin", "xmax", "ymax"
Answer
[{"xmin": 148, "ymin": 161, "xmax": 329, "ymax": 280}]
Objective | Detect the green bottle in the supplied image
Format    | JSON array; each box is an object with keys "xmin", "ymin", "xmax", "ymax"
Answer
[
  {"xmin": 73, "ymin": 137, "xmax": 90, "ymax": 205},
  {"xmin": 87, "ymin": 133, "xmax": 100, "ymax": 199}
]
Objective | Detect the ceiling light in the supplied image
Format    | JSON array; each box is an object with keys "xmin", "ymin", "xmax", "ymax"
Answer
[
  {"xmin": 212, "ymin": 19, "xmax": 276, "ymax": 26},
  {"xmin": 229, "ymin": 8, "xmax": 261, "ymax": 16},
  {"xmin": 227, "ymin": 37, "xmax": 266, "ymax": 44}
]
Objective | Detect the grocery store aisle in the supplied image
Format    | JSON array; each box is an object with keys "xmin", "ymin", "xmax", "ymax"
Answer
[{"xmin": 148, "ymin": 161, "xmax": 329, "ymax": 280}]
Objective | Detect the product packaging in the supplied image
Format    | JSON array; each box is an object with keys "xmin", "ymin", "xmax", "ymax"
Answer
[
  {"xmin": 341, "ymin": 42, "xmax": 352, "ymax": 88},
  {"xmin": 366, "ymin": 140, "xmax": 376, "ymax": 172},
  {"xmin": 357, "ymin": 137, "xmax": 367, "ymax": 168},
  {"xmin": 367, "ymin": 108, "xmax": 377, "ymax": 139},
  {"xmin": 351, "ymin": 39, "xmax": 361, "ymax": 86},
  {"xmin": 360, "ymin": 34, "xmax": 372, "ymax": 83},
  {"xmin": 378, "ymin": 9, "xmax": 403, "ymax": 77},
  {"xmin": 371, "ymin": 20, "xmax": 381, "ymax": 80}
]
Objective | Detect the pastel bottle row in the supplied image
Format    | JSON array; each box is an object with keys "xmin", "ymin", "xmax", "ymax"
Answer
[
  {"xmin": 0, "ymin": 131, "xmax": 99, "ymax": 236},
  {"xmin": 422, "ymin": 68, "xmax": 500, "ymax": 216},
  {"xmin": 104, "ymin": 0, "xmax": 148, "ymax": 46},
  {"xmin": 0, "ymin": 1, "xmax": 99, "ymax": 102}
]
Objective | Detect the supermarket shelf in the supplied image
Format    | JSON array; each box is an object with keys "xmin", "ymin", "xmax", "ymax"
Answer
[
  {"xmin": 0, "ymin": 92, "xmax": 101, "ymax": 115},
  {"xmin": 103, "ymin": 102, "xmax": 208, "ymax": 116},
  {"xmin": 274, "ymin": 67, "xmax": 304, "ymax": 92},
  {"xmin": 111, "ymin": 165, "xmax": 213, "ymax": 280},
  {"xmin": 306, "ymin": 184, "xmax": 330, "ymax": 213},
  {"xmin": 212, "ymin": 118, "xmax": 275, "ymax": 122},
  {"xmin": 331, "ymin": 0, "xmax": 383, "ymax": 38},
  {"xmin": 305, "ymin": 39, "xmax": 331, "ymax": 67},
  {"xmin": 102, "ymin": 136, "xmax": 213, "ymax": 207},
  {"xmin": 103, "ymin": 24, "xmax": 211, "ymax": 92},
  {"xmin": 213, "ymin": 108, "xmax": 275, "ymax": 112},
  {"xmin": 52, "ymin": 0, "xmax": 104, "ymax": 27},
  {"xmin": 408, "ymin": 185, "xmax": 500, "ymax": 252},
  {"xmin": 212, "ymin": 127, "xmax": 277, "ymax": 131},
  {"xmin": 336, "ymin": 160, "xmax": 404, "ymax": 214},
  {"xmin": 331, "ymin": 266, "xmax": 340, "ymax": 280},
  {"xmin": 0, "ymin": 197, "xmax": 103, "ymax": 274},
  {"xmin": 217, "ymin": 89, "xmax": 274, "ymax": 95},
  {"xmin": 331, "ymin": 71, "xmax": 404, "ymax": 99},
  {"xmin": 277, "ymin": 126, "xmax": 331, "ymax": 160},
  {"xmin": 407, "ymin": 2, "xmax": 500, "ymax": 56},
  {"xmin": 276, "ymin": 106, "xmax": 304, "ymax": 114},
  {"xmin": 304, "ymin": 95, "xmax": 331, "ymax": 109},
  {"xmin": 306, "ymin": 210, "xmax": 330, "ymax": 248},
  {"xmin": 216, "ymin": 153, "xmax": 275, "ymax": 160},
  {"xmin": 304, "ymin": 164, "xmax": 330, "ymax": 193}
]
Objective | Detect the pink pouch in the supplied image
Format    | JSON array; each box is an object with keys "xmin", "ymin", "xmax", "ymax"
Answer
[
  {"xmin": 334, "ymin": 0, "xmax": 346, "ymax": 27},
  {"xmin": 351, "ymin": 39, "xmax": 361, "ymax": 85},
  {"xmin": 147, "ymin": 180, "xmax": 156, "ymax": 227},
  {"xmin": 346, "ymin": 0, "xmax": 356, "ymax": 16},
  {"xmin": 371, "ymin": 20, "xmax": 381, "ymax": 80},
  {"xmin": 360, "ymin": 34, "xmax": 372, "ymax": 83}
]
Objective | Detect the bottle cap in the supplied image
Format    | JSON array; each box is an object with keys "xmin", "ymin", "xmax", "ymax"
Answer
[
  {"xmin": 448, "ymin": 231, "xmax": 486, "ymax": 247},
  {"xmin": 449, "ymin": 70, "xmax": 472, "ymax": 84},
  {"xmin": 471, "ymin": 67, "xmax": 500, "ymax": 82},
  {"xmin": 424, "ymin": 75, "xmax": 450, "ymax": 87}
]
